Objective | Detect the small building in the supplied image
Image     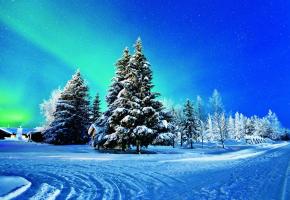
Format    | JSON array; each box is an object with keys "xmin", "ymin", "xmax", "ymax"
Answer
[
  {"xmin": 22, "ymin": 133, "xmax": 29, "ymax": 140},
  {"xmin": 0, "ymin": 128, "xmax": 12, "ymax": 139},
  {"xmin": 0, "ymin": 127, "xmax": 42, "ymax": 142},
  {"xmin": 27, "ymin": 131, "xmax": 43, "ymax": 143}
]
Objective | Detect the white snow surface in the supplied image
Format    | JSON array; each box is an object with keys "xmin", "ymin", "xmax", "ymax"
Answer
[{"xmin": 0, "ymin": 140, "xmax": 290, "ymax": 199}]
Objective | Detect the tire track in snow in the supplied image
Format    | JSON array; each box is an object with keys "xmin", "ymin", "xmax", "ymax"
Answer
[
  {"xmin": 0, "ymin": 159, "xmax": 178, "ymax": 200},
  {"xmin": 189, "ymin": 144, "xmax": 290, "ymax": 200},
  {"xmin": 153, "ymin": 171, "xmax": 185, "ymax": 184},
  {"xmin": 29, "ymin": 183, "xmax": 61, "ymax": 200},
  {"xmin": 2, "ymin": 143, "xmax": 288, "ymax": 200},
  {"xmin": 281, "ymin": 158, "xmax": 290, "ymax": 200}
]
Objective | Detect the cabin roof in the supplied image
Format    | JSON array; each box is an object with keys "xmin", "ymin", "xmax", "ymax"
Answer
[
  {"xmin": 1, "ymin": 128, "xmax": 34, "ymax": 134},
  {"xmin": 0, "ymin": 128, "xmax": 12, "ymax": 135}
]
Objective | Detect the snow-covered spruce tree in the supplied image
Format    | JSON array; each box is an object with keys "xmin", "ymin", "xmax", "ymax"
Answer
[
  {"xmin": 245, "ymin": 117, "xmax": 255, "ymax": 136},
  {"xmin": 106, "ymin": 47, "xmax": 131, "ymax": 105},
  {"xmin": 40, "ymin": 88, "xmax": 62, "ymax": 130},
  {"xmin": 92, "ymin": 93, "xmax": 101, "ymax": 122},
  {"xmin": 182, "ymin": 99, "xmax": 199, "ymax": 149},
  {"xmin": 43, "ymin": 70, "xmax": 90, "ymax": 144},
  {"xmin": 92, "ymin": 47, "xmax": 131, "ymax": 149},
  {"xmin": 102, "ymin": 38, "xmax": 164, "ymax": 153}
]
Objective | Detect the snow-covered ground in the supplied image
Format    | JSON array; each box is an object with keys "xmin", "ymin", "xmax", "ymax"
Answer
[
  {"xmin": 0, "ymin": 140, "xmax": 289, "ymax": 200},
  {"xmin": 0, "ymin": 176, "xmax": 31, "ymax": 200}
]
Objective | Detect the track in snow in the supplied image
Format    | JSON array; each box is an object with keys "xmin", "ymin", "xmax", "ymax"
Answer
[
  {"xmin": 0, "ymin": 155, "xmax": 183, "ymax": 199},
  {"xmin": 0, "ymin": 141, "xmax": 289, "ymax": 200}
]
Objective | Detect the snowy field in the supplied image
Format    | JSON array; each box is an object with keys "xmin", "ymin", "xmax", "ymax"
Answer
[{"xmin": 0, "ymin": 141, "xmax": 290, "ymax": 200}]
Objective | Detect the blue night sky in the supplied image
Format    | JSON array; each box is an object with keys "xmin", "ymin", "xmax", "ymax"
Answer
[{"xmin": 0, "ymin": 0, "xmax": 289, "ymax": 127}]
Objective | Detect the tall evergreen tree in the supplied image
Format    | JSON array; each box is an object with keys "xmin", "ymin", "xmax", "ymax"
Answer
[
  {"xmin": 103, "ymin": 38, "xmax": 164, "ymax": 153},
  {"xmin": 106, "ymin": 47, "xmax": 131, "ymax": 105},
  {"xmin": 92, "ymin": 48, "xmax": 131, "ymax": 148},
  {"xmin": 43, "ymin": 70, "xmax": 90, "ymax": 144},
  {"xmin": 182, "ymin": 99, "xmax": 198, "ymax": 149},
  {"xmin": 92, "ymin": 93, "xmax": 101, "ymax": 122},
  {"xmin": 245, "ymin": 117, "xmax": 255, "ymax": 136}
]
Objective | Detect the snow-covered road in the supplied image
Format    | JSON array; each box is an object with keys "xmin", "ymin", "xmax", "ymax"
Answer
[{"xmin": 0, "ymin": 141, "xmax": 289, "ymax": 200}]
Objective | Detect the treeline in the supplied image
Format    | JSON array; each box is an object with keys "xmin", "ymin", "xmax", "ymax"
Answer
[
  {"xmin": 40, "ymin": 38, "xmax": 287, "ymax": 151},
  {"xmin": 165, "ymin": 90, "xmax": 285, "ymax": 149}
]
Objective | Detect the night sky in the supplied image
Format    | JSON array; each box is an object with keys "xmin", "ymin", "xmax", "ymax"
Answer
[{"xmin": 0, "ymin": 0, "xmax": 289, "ymax": 127}]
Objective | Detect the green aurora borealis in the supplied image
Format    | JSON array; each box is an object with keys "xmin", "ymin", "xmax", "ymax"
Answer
[
  {"xmin": 0, "ymin": 1, "xmax": 171, "ymax": 127},
  {"xmin": 1, "ymin": 0, "xmax": 290, "ymax": 127}
]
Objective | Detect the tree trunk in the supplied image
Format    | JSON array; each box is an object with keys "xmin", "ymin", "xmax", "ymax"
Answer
[
  {"xmin": 190, "ymin": 139, "xmax": 193, "ymax": 149},
  {"xmin": 202, "ymin": 137, "xmax": 204, "ymax": 148},
  {"xmin": 121, "ymin": 141, "xmax": 126, "ymax": 151},
  {"xmin": 172, "ymin": 138, "xmax": 175, "ymax": 148},
  {"xmin": 136, "ymin": 140, "xmax": 141, "ymax": 154},
  {"xmin": 180, "ymin": 133, "xmax": 183, "ymax": 147}
]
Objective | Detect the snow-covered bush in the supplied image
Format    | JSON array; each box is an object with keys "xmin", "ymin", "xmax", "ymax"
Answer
[
  {"xmin": 153, "ymin": 132, "xmax": 175, "ymax": 146},
  {"xmin": 40, "ymin": 88, "xmax": 62, "ymax": 129},
  {"xmin": 245, "ymin": 135, "xmax": 266, "ymax": 144},
  {"xmin": 280, "ymin": 129, "xmax": 290, "ymax": 141}
]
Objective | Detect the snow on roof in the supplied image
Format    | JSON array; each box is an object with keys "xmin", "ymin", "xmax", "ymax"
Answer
[
  {"xmin": 0, "ymin": 128, "xmax": 35, "ymax": 134},
  {"xmin": 0, "ymin": 128, "xmax": 12, "ymax": 135}
]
